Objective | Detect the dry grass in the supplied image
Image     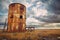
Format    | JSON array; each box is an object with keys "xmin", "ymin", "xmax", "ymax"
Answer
[{"xmin": 0, "ymin": 29, "xmax": 60, "ymax": 40}]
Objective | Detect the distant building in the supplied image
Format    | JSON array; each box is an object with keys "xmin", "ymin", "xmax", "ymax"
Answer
[{"xmin": 7, "ymin": 3, "xmax": 26, "ymax": 32}]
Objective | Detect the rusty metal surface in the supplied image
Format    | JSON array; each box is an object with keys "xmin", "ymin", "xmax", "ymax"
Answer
[{"xmin": 8, "ymin": 3, "xmax": 26, "ymax": 32}]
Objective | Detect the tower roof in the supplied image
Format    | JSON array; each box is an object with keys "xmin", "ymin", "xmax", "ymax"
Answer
[{"xmin": 9, "ymin": 3, "xmax": 26, "ymax": 7}]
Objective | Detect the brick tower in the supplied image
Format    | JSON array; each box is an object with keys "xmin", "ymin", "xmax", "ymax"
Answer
[{"xmin": 7, "ymin": 3, "xmax": 26, "ymax": 32}]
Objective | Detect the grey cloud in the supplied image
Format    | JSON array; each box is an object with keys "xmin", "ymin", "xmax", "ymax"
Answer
[
  {"xmin": 36, "ymin": 0, "xmax": 60, "ymax": 23},
  {"xmin": 47, "ymin": 0, "xmax": 60, "ymax": 13},
  {"xmin": 0, "ymin": 0, "xmax": 60, "ymax": 23},
  {"xmin": 40, "ymin": 15, "xmax": 60, "ymax": 23},
  {"xmin": 40, "ymin": 0, "xmax": 49, "ymax": 3},
  {"xmin": 46, "ymin": 0, "xmax": 60, "ymax": 22}
]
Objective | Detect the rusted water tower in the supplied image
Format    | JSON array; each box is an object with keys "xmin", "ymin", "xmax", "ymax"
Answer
[{"xmin": 7, "ymin": 3, "xmax": 26, "ymax": 32}]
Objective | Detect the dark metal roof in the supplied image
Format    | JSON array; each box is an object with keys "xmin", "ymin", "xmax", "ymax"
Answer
[{"xmin": 9, "ymin": 3, "xmax": 26, "ymax": 7}]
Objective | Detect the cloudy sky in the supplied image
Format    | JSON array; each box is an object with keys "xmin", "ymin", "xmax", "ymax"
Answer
[{"xmin": 0, "ymin": 0, "xmax": 60, "ymax": 26}]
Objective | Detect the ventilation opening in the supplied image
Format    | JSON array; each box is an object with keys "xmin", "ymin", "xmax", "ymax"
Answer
[
  {"xmin": 20, "ymin": 15, "xmax": 23, "ymax": 19},
  {"xmin": 10, "ymin": 15, "xmax": 13, "ymax": 18}
]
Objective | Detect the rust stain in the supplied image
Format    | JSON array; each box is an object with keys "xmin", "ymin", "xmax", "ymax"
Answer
[{"xmin": 8, "ymin": 3, "xmax": 26, "ymax": 32}]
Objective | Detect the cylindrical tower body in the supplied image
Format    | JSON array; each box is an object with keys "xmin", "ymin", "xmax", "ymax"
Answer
[{"xmin": 7, "ymin": 3, "xmax": 26, "ymax": 32}]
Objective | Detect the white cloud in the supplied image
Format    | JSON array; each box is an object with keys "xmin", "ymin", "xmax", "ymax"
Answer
[
  {"xmin": 31, "ymin": 0, "xmax": 36, "ymax": 3},
  {"xmin": 36, "ymin": 9, "xmax": 48, "ymax": 17},
  {"xmin": 26, "ymin": 18, "xmax": 40, "ymax": 25},
  {"xmin": 26, "ymin": 17, "xmax": 45, "ymax": 25},
  {"xmin": 36, "ymin": 1, "xmax": 42, "ymax": 5},
  {"xmin": 32, "ymin": 7, "xmax": 48, "ymax": 17},
  {"xmin": 24, "ymin": 2, "xmax": 33, "ymax": 8},
  {"xmin": 2, "ymin": 0, "xmax": 10, "ymax": 10},
  {"xmin": 10, "ymin": 1, "xmax": 13, "ymax": 3},
  {"xmin": 0, "ymin": 0, "xmax": 60, "ymax": 29}
]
